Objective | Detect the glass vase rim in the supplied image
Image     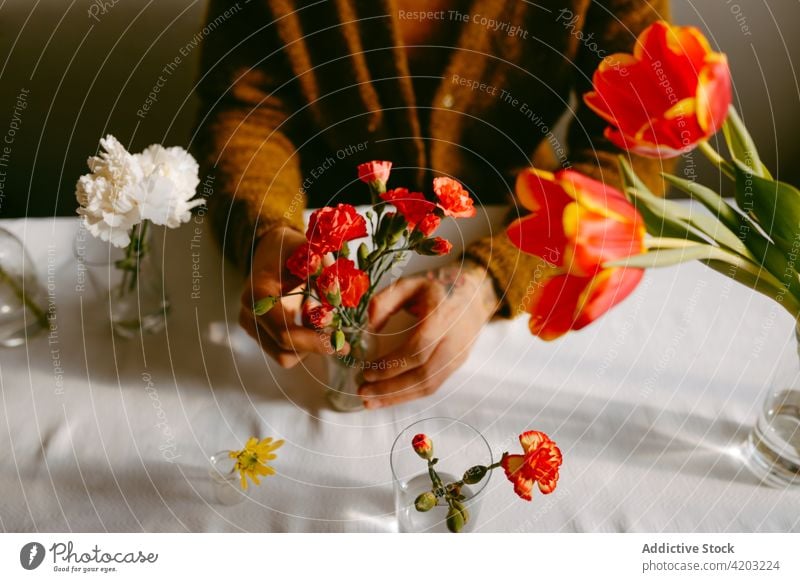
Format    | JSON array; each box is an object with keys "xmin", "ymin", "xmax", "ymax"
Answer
[{"xmin": 390, "ymin": 416, "xmax": 494, "ymax": 498}]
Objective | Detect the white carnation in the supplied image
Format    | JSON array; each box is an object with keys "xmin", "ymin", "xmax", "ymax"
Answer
[
  {"xmin": 134, "ymin": 145, "xmax": 203, "ymax": 228},
  {"xmin": 76, "ymin": 135, "xmax": 144, "ymax": 247},
  {"xmin": 75, "ymin": 136, "xmax": 204, "ymax": 247}
]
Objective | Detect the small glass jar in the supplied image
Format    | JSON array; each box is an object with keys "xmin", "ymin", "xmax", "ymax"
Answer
[
  {"xmin": 0, "ymin": 227, "xmax": 48, "ymax": 347},
  {"xmin": 73, "ymin": 222, "xmax": 169, "ymax": 338},
  {"xmin": 326, "ymin": 327, "xmax": 375, "ymax": 412},
  {"xmin": 746, "ymin": 322, "xmax": 800, "ymax": 487},
  {"xmin": 208, "ymin": 450, "xmax": 245, "ymax": 505},
  {"xmin": 390, "ymin": 417, "xmax": 493, "ymax": 533}
]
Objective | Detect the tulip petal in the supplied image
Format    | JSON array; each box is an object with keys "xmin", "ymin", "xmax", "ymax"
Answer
[
  {"xmin": 696, "ymin": 56, "xmax": 732, "ymax": 133},
  {"xmin": 526, "ymin": 273, "xmax": 591, "ymax": 340},
  {"xmin": 507, "ymin": 214, "xmax": 568, "ymax": 268},
  {"xmin": 563, "ymin": 203, "xmax": 645, "ymax": 272},
  {"xmin": 574, "ymin": 267, "xmax": 644, "ymax": 330},
  {"xmin": 515, "ymin": 168, "xmax": 572, "ymax": 214}
]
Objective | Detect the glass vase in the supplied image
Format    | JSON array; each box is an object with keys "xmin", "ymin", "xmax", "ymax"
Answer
[
  {"xmin": 75, "ymin": 222, "xmax": 170, "ymax": 338},
  {"xmin": 390, "ymin": 417, "xmax": 493, "ymax": 533},
  {"xmin": 208, "ymin": 450, "xmax": 245, "ymax": 505},
  {"xmin": 326, "ymin": 327, "xmax": 374, "ymax": 412},
  {"xmin": 746, "ymin": 323, "xmax": 800, "ymax": 487},
  {"xmin": 0, "ymin": 227, "xmax": 48, "ymax": 347}
]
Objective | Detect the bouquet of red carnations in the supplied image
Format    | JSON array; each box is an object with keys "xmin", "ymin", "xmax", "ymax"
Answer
[{"xmin": 254, "ymin": 161, "xmax": 475, "ymax": 410}]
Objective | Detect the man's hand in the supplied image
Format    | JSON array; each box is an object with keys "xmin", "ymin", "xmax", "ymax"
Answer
[
  {"xmin": 239, "ymin": 226, "xmax": 343, "ymax": 367},
  {"xmin": 359, "ymin": 261, "xmax": 497, "ymax": 408}
]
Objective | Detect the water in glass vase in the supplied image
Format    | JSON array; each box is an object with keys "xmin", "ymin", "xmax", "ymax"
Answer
[{"xmin": 395, "ymin": 473, "xmax": 480, "ymax": 533}]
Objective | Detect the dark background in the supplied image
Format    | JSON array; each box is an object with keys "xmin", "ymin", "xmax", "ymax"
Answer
[{"xmin": 0, "ymin": 0, "xmax": 797, "ymax": 219}]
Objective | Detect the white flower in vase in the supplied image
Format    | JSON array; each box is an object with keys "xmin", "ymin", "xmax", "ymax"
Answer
[{"xmin": 75, "ymin": 134, "xmax": 204, "ymax": 337}]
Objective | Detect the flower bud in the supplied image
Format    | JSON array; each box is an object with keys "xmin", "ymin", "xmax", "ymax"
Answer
[
  {"xmin": 332, "ymin": 329, "xmax": 346, "ymax": 352},
  {"xmin": 411, "ymin": 433, "xmax": 433, "ymax": 460},
  {"xmin": 357, "ymin": 242, "xmax": 369, "ymax": 269},
  {"xmin": 415, "ymin": 237, "xmax": 453, "ymax": 256},
  {"xmin": 446, "ymin": 505, "xmax": 465, "ymax": 533},
  {"xmin": 452, "ymin": 499, "xmax": 469, "ymax": 526},
  {"xmin": 414, "ymin": 491, "xmax": 437, "ymax": 512},
  {"xmin": 386, "ymin": 213, "xmax": 407, "ymax": 246},
  {"xmin": 253, "ymin": 296, "xmax": 278, "ymax": 316},
  {"xmin": 462, "ymin": 465, "xmax": 488, "ymax": 485}
]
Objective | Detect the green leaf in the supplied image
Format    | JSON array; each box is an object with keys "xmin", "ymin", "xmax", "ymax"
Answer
[
  {"xmin": 618, "ymin": 158, "xmax": 704, "ymax": 243},
  {"xmin": 662, "ymin": 174, "xmax": 753, "ymax": 259},
  {"xmin": 606, "ymin": 245, "xmax": 727, "ymax": 269},
  {"xmin": 253, "ymin": 296, "xmax": 278, "ymax": 316},
  {"xmin": 734, "ymin": 162, "xmax": 800, "ymax": 257},
  {"xmin": 722, "ymin": 106, "xmax": 771, "ymax": 179}
]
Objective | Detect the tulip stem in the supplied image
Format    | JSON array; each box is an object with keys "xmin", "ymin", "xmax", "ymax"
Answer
[{"xmin": 698, "ymin": 141, "xmax": 735, "ymax": 180}]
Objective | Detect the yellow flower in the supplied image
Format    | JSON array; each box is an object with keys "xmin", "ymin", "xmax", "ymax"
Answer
[{"xmin": 229, "ymin": 436, "xmax": 284, "ymax": 490}]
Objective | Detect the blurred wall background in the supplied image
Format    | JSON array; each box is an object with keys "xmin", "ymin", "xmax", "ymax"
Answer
[{"xmin": 0, "ymin": 0, "xmax": 797, "ymax": 218}]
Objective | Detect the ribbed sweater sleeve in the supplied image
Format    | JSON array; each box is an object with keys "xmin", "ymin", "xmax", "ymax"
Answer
[{"xmin": 193, "ymin": 0, "xmax": 305, "ymax": 273}]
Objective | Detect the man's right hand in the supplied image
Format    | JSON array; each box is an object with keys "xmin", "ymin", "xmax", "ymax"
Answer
[{"xmin": 239, "ymin": 226, "xmax": 343, "ymax": 368}]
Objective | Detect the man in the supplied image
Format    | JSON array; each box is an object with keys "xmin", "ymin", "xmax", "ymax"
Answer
[{"xmin": 194, "ymin": 0, "xmax": 667, "ymax": 408}]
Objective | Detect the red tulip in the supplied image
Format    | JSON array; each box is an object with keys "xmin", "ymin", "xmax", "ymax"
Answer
[
  {"xmin": 584, "ymin": 20, "xmax": 731, "ymax": 158},
  {"xmin": 507, "ymin": 168, "xmax": 645, "ymax": 340},
  {"xmin": 501, "ymin": 431, "xmax": 562, "ymax": 501}
]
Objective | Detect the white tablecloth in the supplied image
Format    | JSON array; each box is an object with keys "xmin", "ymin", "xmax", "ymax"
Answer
[{"xmin": 1, "ymin": 210, "xmax": 798, "ymax": 533}]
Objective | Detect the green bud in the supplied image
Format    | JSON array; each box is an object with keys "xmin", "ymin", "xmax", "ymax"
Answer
[
  {"xmin": 326, "ymin": 290, "xmax": 341, "ymax": 307},
  {"xmin": 338, "ymin": 243, "xmax": 350, "ymax": 258},
  {"xmin": 452, "ymin": 499, "xmax": 470, "ymax": 526},
  {"xmin": 386, "ymin": 213, "xmax": 407, "ymax": 245},
  {"xmin": 446, "ymin": 505, "xmax": 465, "ymax": 533},
  {"xmin": 414, "ymin": 491, "xmax": 437, "ymax": 512},
  {"xmin": 462, "ymin": 465, "xmax": 488, "ymax": 485},
  {"xmin": 357, "ymin": 243, "xmax": 369, "ymax": 269},
  {"xmin": 332, "ymin": 329, "xmax": 345, "ymax": 352},
  {"xmin": 253, "ymin": 296, "xmax": 278, "ymax": 316}
]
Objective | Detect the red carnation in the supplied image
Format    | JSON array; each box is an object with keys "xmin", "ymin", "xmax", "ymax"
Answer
[
  {"xmin": 357, "ymin": 161, "xmax": 392, "ymax": 186},
  {"xmin": 433, "ymin": 177, "xmax": 475, "ymax": 218},
  {"xmin": 286, "ymin": 242, "xmax": 322, "ymax": 280},
  {"xmin": 306, "ymin": 204, "xmax": 368, "ymax": 254},
  {"xmin": 316, "ymin": 258, "xmax": 370, "ymax": 308},
  {"xmin": 417, "ymin": 237, "xmax": 452, "ymax": 256},
  {"xmin": 415, "ymin": 213, "xmax": 441, "ymax": 236},
  {"xmin": 501, "ymin": 431, "xmax": 562, "ymax": 501},
  {"xmin": 381, "ymin": 188, "xmax": 436, "ymax": 228},
  {"xmin": 302, "ymin": 301, "xmax": 335, "ymax": 329}
]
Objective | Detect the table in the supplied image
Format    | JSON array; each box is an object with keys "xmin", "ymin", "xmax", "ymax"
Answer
[{"xmin": 1, "ymin": 209, "xmax": 798, "ymax": 532}]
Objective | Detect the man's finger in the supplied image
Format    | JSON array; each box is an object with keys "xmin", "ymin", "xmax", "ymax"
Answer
[
  {"xmin": 239, "ymin": 309, "xmax": 305, "ymax": 368},
  {"xmin": 358, "ymin": 344, "xmax": 451, "ymax": 408},
  {"xmin": 362, "ymin": 313, "xmax": 444, "ymax": 382},
  {"xmin": 368, "ymin": 276, "xmax": 427, "ymax": 332}
]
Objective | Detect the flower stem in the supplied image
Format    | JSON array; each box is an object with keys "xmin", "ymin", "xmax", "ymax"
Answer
[{"xmin": 698, "ymin": 141, "xmax": 735, "ymax": 180}]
